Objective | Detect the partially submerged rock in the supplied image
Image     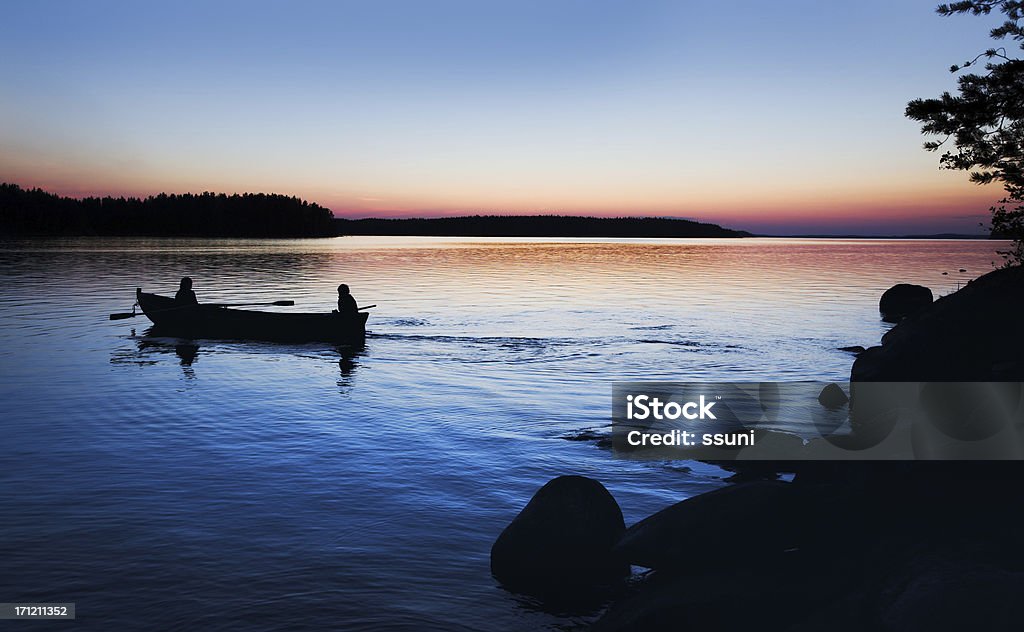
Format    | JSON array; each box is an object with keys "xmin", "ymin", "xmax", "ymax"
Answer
[
  {"xmin": 490, "ymin": 475, "xmax": 627, "ymax": 598},
  {"xmin": 879, "ymin": 283, "xmax": 933, "ymax": 323},
  {"xmin": 817, "ymin": 383, "xmax": 849, "ymax": 409},
  {"xmin": 613, "ymin": 481, "xmax": 800, "ymax": 572}
]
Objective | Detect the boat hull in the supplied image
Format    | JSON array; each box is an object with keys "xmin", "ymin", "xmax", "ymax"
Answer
[{"xmin": 136, "ymin": 289, "xmax": 367, "ymax": 344}]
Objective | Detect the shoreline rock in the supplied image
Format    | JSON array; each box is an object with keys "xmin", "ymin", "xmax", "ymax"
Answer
[
  {"xmin": 613, "ymin": 481, "xmax": 800, "ymax": 572},
  {"xmin": 490, "ymin": 475, "xmax": 628, "ymax": 600},
  {"xmin": 817, "ymin": 382, "xmax": 849, "ymax": 409},
  {"xmin": 853, "ymin": 266, "xmax": 1024, "ymax": 382},
  {"xmin": 879, "ymin": 283, "xmax": 933, "ymax": 323}
]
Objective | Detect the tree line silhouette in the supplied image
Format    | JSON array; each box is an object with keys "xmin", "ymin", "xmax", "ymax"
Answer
[
  {"xmin": 336, "ymin": 215, "xmax": 750, "ymax": 238},
  {"xmin": 1, "ymin": 182, "xmax": 751, "ymax": 238},
  {"xmin": 0, "ymin": 183, "xmax": 336, "ymax": 237}
]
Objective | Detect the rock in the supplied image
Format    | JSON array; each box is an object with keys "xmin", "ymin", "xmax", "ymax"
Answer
[
  {"xmin": 561, "ymin": 428, "xmax": 614, "ymax": 450},
  {"xmin": 759, "ymin": 382, "xmax": 781, "ymax": 418},
  {"xmin": 591, "ymin": 568, "xmax": 815, "ymax": 632},
  {"xmin": 817, "ymin": 383, "xmax": 849, "ymax": 409},
  {"xmin": 853, "ymin": 266, "xmax": 1024, "ymax": 382},
  {"xmin": 917, "ymin": 382, "xmax": 1018, "ymax": 442},
  {"xmin": 877, "ymin": 556, "xmax": 1024, "ymax": 632},
  {"xmin": 613, "ymin": 481, "xmax": 800, "ymax": 572},
  {"xmin": 490, "ymin": 475, "xmax": 627, "ymax": 597},
  {"xmin": 879, "ymin": 284, "xmax": 933, "ymax": 323},
  {"xmin": 786, "ymin": 591, "xmax": 873, "ymax": 632}
]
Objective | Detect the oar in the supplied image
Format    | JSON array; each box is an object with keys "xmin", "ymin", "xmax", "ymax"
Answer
[
  {"xmin": 208, "ymin": 300, "xmax": 295, "ymax": 308},
  {"xmin": 109, "ymin": 300, "xmax": 295, "ymax": 320},
  {"xmin": 357, "ymin": 304, "xmax": 376, "ymax": 311}
]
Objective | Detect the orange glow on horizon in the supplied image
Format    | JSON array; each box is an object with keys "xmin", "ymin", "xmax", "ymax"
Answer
[{"xmin": 1, "ymin": 163, "xmax": 1004, "ymax": 234}]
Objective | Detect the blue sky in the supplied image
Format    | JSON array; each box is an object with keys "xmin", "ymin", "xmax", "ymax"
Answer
[{"xmin": 0, "ymin": 0, "xmax": 1010, "ymax": 234}]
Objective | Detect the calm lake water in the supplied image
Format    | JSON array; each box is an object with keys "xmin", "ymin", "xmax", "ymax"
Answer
[{"xmin": 0, "ymin": 236, "xmax": 1004, "ymax": 630}]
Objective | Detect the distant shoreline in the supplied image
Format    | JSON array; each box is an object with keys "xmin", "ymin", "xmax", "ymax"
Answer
[
  {"xmin": 335, "ymin": 216, "xmax": 750, "ymax": 238},
  {"xmin": 767, "ymin": 233, "xmax": 993, "ymax": 240},
  {"xmin": 1, "ymin": 183, "xmax": 336, "ymax": 238},
  {"xmin": 1, "ymin": 183, "xmax": 996, "ymax": 240},
  {"xmin": 1, "ymin": 182, "xmax": 746, "ymax": 239}
]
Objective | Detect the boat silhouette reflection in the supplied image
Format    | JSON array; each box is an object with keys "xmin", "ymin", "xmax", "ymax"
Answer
[{"xmin": 111, "ymin": 326, "xmax": 366, "ymax": 383}]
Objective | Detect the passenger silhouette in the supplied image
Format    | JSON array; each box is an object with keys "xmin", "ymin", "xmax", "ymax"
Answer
[
  {"xmin": 175, "ymin": 276, "xmax": 198, "ymax": 305},
  {"xmin": 337, "ymin": 284, "xmax": 358, "ymax": 316}
]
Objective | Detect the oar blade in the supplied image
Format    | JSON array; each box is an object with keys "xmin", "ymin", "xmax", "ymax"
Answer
[
  {"xmin": 109, "ymin": 312, "xmax": 137, "ymax": 320},
  {"xmin": 271, "ymin": 300, "xmax": 295, "ymax": 306}
]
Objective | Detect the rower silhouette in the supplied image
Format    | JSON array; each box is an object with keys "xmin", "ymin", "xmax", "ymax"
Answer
[
  {"xmin": 176, "ymin": 277, "xmax": 198, "ymax": 305},
  {"xmin": 337, "ymin": 283, "xmax": 358, "ymax": 316}
]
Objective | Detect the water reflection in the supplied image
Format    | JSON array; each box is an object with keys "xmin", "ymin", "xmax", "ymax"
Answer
[
  {"xmin": 110, "ymin": 327, "xmax": 366, "ymax": 385},
  {"xmin": 338, "ymin": 342, "xmax": 366, "ymax": 392},
  {"xmin": 109, "ymin": 331, "xmax": 199, "ymax": 379},
  {"xmin": 173, "ymin": 342, "xmax": 199, "ymax": 367}
]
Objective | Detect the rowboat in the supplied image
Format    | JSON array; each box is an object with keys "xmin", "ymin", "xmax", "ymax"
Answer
[{"xmin": 135, "ymin": 288, "xmax": 367, "ymax": 343}]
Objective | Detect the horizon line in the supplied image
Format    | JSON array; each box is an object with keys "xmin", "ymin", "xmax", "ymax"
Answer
[{"xmin": 1, "ymin": 181, "xmax": 994, "ymax": 237}]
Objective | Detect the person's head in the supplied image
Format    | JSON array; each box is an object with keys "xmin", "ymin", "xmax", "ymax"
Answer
[
  {"xmin": 338, "ymin": 283, "xmax": 350, "ymax": 296},
  {"xmin": 180, "ymin": 276, "xmax": 193, "ymax": 290}
]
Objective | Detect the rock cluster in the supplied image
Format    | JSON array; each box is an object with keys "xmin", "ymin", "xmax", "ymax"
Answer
[
  {"xmin": 855, "ymin": 267, "xmax": 1024, "ymax": 381},
  {"xmin": 492, "ymin": 267, "xmax": 1024, "ymax": 630},
  {"xmin": 494, "ymin": 466, "xmax": 1024, "ymax": 631}
]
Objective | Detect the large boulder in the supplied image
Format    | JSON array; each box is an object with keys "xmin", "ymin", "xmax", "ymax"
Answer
[
  {"xmin": 853, "ymin": 266, "xmax": 1024, "ymax": 382},
  {"xmin": 490, "ymin": 475, "xmax": 627, "ymax": 597},
  {"xmin": 613, "ymin": 481, "xmax": 801, "ymax": 572},
  {"xmin": 879, "ymin": 283, "xmax": 933, "ymax": 323}
]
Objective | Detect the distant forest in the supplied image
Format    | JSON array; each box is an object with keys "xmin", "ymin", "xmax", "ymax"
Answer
[
  {"xmin": 337, "ymin": 215, "xmax": 750, "ymax": 238},
  {"xmin": 0, "ymin": 183, "xmax": 336, "ymax": 237},
  {"xmin": 1, "ymin": 182, "xmax": 749, "ymax": 238}
]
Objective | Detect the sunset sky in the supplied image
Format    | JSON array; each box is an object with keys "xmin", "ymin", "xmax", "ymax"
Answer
[{"xmin": 0, "ymin": 0, "xmax": 1009, "ymax": 234}]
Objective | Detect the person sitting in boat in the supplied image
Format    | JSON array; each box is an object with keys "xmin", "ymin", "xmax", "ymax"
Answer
[
  {"xmin": 175, "ymin": 276, "xmax": 198, "ymax": 305},
  {"xmin": 337, "ymin": 283, "xmax": 358, "ymax": 316}
]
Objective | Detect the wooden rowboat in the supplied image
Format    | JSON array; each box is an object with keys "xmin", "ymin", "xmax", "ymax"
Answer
[{"xmin": 135, "ymin": 288, "xmax": 367, "ymax": 343}]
